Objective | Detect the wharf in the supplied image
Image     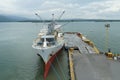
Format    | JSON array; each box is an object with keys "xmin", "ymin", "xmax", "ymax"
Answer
[
  {"xmin": 64, "ymin": 32, "xmax": 97, "ymax": 54},
  {"xmin": 72, "ymin": 51, "xmax": 112, "ymax": 80},
  {"xmin": 64, "ymin": 32, "xmax": 115, "ymax": 80}
]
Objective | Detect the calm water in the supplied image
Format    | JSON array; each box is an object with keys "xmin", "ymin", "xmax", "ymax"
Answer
[{"xmin": 0, "ymin": 22, "xmax": 120, "ymax": 80}]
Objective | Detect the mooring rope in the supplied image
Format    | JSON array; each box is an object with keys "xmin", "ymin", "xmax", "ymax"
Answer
[
  {"xmin": 50, "ymin": 62, "xmax": 61, "ymax": 80},
  {"xmin": 55, "ymin": 54, "xmax": 67, "ymax": 80}
]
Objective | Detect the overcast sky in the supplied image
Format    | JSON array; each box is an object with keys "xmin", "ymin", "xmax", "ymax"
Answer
[{"xmin": 0, "ymin": 0, "xmax": 120, "ymax": 19}]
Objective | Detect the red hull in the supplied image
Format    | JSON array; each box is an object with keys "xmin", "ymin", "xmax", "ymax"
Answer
[{"xmin": 44, "ymin": 46, "xmax": 63, "ymax": 79}]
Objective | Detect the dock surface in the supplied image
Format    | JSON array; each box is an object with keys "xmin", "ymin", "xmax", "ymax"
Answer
[
  {"xmin": 64, "ymin": 33, "xmax": 114, "ymax": 80},
  {"xmin": 64, "ymin": 33, "xmax": 96, "ymax": 54},
  {"xmin": 73, "ymin": 51, "xmax": 112, "ymax": 80}
]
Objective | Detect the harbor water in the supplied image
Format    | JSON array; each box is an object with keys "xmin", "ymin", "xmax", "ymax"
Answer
[{"xmin": 0, "ymin": 22, "xmax": 120, "ymax": 80}]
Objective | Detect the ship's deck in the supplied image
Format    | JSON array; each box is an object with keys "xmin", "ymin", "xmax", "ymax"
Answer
[{"xmin": 64, "ymin": 32, "xmax": 120, "ymax": 80}]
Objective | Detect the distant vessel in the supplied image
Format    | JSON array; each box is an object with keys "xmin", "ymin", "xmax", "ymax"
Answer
[{"xmin": 32, "ymin": 13, "xmax": 64, "ymax": 79}]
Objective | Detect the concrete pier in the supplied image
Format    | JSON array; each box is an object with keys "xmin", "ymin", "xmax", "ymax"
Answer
[
  {"xmin": 64, "ymin": 32, "xmax": 114, "ymax": 80},
  {"xmin": 64, "ymin": 33, "xmax": 96, "ymax": 54},
  {"xmin": 73, "ymin": 51, "xmax": 112, "ymax": 80}
]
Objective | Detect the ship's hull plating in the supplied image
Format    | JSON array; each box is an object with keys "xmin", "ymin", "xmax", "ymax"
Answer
[
  {"xmin": 44, "ymin": 46, "xmax": 63, "ymax": 79},
  {"xmin": 34, "ymin": 43, "xmax": 64, "ymax": 79}
]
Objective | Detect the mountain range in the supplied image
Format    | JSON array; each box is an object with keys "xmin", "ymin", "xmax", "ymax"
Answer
[
  {"xmin": 0, "ymin": 15, "xmax": 28, "ymax": 22},
  {"xmin": 0, "ymin": 14, "xmax": 120, "ymax": 22}
]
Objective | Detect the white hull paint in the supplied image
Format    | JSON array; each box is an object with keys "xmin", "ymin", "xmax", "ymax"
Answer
[{"xmin": 32, "ymin": 42, "xmax": 64, "ymax": 63}]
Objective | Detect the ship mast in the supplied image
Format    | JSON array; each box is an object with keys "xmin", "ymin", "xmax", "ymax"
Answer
[
  {"xmin": 48, "ymin": 11, "xmax": 65, "ymax": 34},
  {"xmin": 58, "ymin": 10, "xmax": 65, "ymax": 20}
]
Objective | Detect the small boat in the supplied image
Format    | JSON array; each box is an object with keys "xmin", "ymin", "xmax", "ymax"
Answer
[{"xmin": 32, "ymin": 14, "xmax": 64, "ymax": 79}]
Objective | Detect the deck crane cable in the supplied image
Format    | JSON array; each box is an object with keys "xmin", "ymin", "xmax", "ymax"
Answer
[
  {"xmin": 35, "ymin": 13, "xmax": 47, "ymax": 29},
  {"xmin": 58, "ymin": 10, "xmax": 65, "ymax": 20},
  {"xmin": 56, "ymin": 10, "xmax": 71, "ymax": 33}
]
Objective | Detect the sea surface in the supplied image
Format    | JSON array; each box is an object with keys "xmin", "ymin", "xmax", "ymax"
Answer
[{"xmin": 0, "ymin": 22, "xmax": 120, "ymax": 80}]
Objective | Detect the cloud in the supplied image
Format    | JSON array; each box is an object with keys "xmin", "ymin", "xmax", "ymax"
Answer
[
  {"xmin": 0, "ymin": 0, "xmax": 16, "ymax": 14},
  {"xmin": 78, "ymin": 0, "xmax": 120, "ymax": 19},
  {"xmin": 0, "ymin": 0, "xmax": 120, "ymax": 19},
  {"xmin": 34, "ymin": 1, "xmax": 82, "ymax": 19}
]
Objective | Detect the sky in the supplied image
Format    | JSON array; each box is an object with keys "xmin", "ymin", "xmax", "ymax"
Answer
[{"xmin": 0, "ymin": 0, "xmax": 120, "ymax": 19}]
